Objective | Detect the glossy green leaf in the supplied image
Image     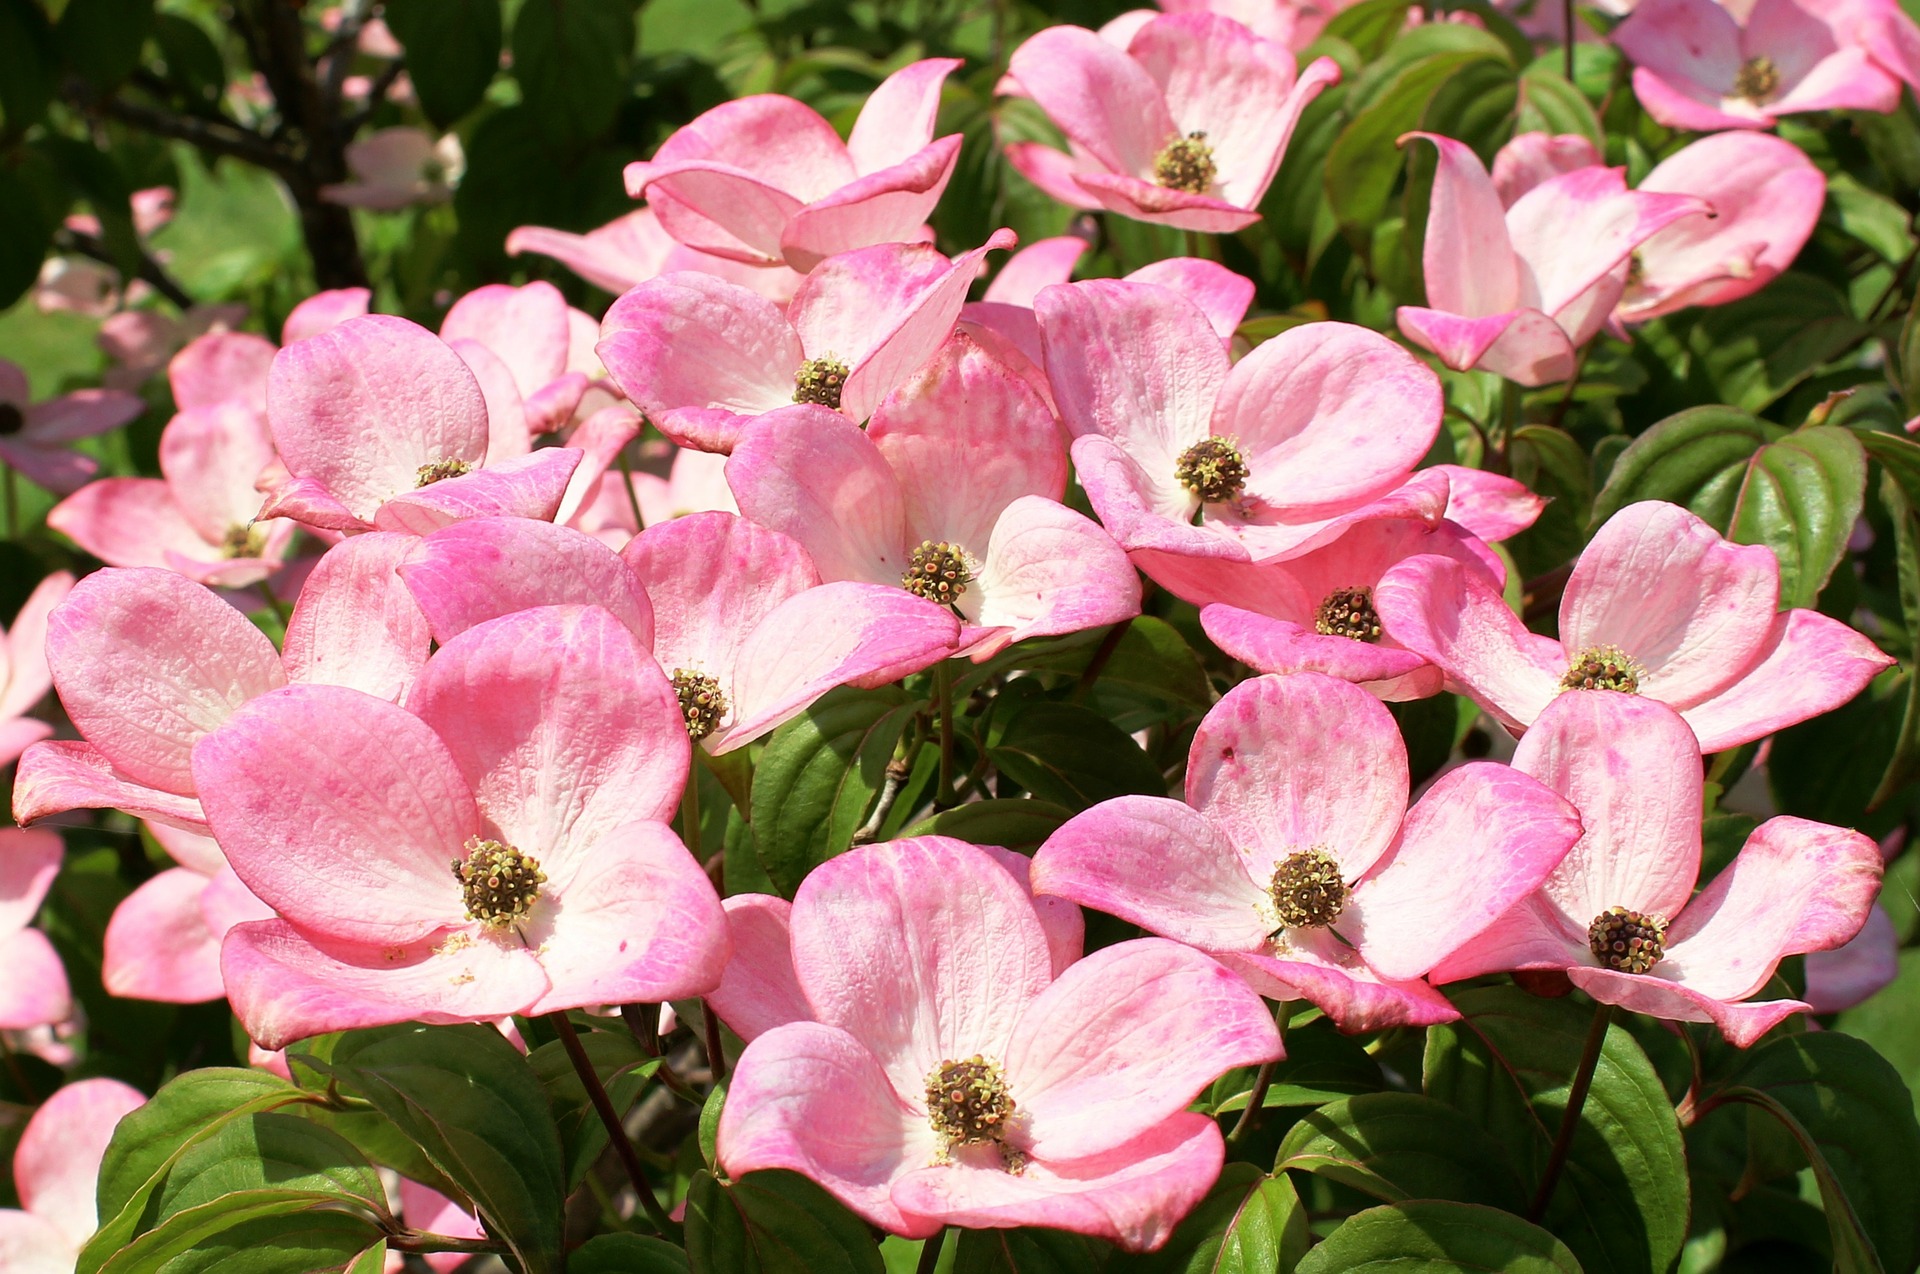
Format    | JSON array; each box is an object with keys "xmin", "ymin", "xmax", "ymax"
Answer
[
  {"xmin": 322, "ymin": 1024, "xmax": 566, "ymax": 1274},
  {"xmin": 987, "ymin": 700, "xmax": 1167, "ymax": 809},
  {"xmin": 1720, "ymin": 1031, "xmax": 1920, "ymax": 1274},
  {"xmin": 1113, "ymin": 1163, "xmax": 1307, "ymax": 1274},
  {"xmin": 150, "ymin": 1112, "xmax": 387, "ymax": 1221},
  {"xmin": 0, "ymin": 166, "xmax": 57, "ymax": 309},
  {"xmin": 898, "ymin": 798, "xmax": 1075, "ymax": 849},
  {"xmin": 1276, "ymin": 1091, "xmax": 1529, "ymax": 1212},
  {"xmin": 0, "ymin": 0, "xmax": 58, "ymax": 138},
  {"xmin": 751, "ymin": 686, "xmax": 916, "ymax": 895},
  {"xmin": 151, "ymin": 15, "xmax": 226, "ymax": 111},
  {"xmin": 684, "ymin": 1170, "xmax": 886, "ymax": 1274},
  {"xmin": 526, "ymin": 1025, "xmax": 662, "ymax": 1189},
  {"xmin": 1423, "ymin": 987, "xmax": 1689, "ymax": 1274},
  {"xmin": 54, "ymin": 0, "xmax": 154, "ymax": 88},
  {"xmin": 1825, "ymin": 174, "xmax": 1914, "ymax": 263},
  {"xmin": 512, "ymin": 0, "xmax": 635, "ymax": 144},
  {"xmin": 1693, "ymin": 274, "xmax": 1873, "ymax": 412},
  {"xmin": 100, "ymin": 1188, "xmax": 382, "ymax": 1274},
  {"xmin": 1589, "ymin": 405, "xmax": 1778, "ymax": 529},
  {"xmin": 1321, "ymin": 0, "xmax": 1413, "ymax": 59},
  {"xmin": 1516, "ymin": 59, "xmax": 1601, "ymax": 144},
  {"xmin": 1835, "ymin": 951, "xmax": 1920, "ymax": 1122},
  {"xmin": 1296, "ymin": 1201, "xmax": 1582, "ymax": 1274},
  {"xmin": 954, "ymin": 1227, "xmax": 1112, "ymax": 1273},
  {"xmin": 1727, "ymin": 426, "xmax": 1868, "ymax": 608},
  {"xmin": 383, "ymin": 0, "xmax": 503, "ymax": 127},
  {"xmin": 111, "ymin": 1209, "xmax": 388, "ymax": 1274},
  {"xmin": 1020, "ymin": 617, "xmax": 1212, "ymax": 707},
  {"xmin": 572, "ymin": 1232, "xmax": 693, "ymax": 1273}
]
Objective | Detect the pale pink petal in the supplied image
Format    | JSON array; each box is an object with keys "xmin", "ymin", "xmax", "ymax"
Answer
[
  {"xmin": 1491, "ymin": 133, "xmax": 1603, "ymax": 207},
  {"xmin": 1, "ymin": 572, "xmax": 74, "ymax": 721},
  {"xmin": 372, "ymin": 446, "xmax": 582, "ymax": 534},
  {"xmin": 1615, "ymin": 0, "xmax": 1743, "ymax": 104},
  {"xmin": 398, "ymin": 517, "xmax": 652, "ymax": 648},
  {"xmin": 707, "ymin": 895, "xmax": 809, "ymax": 1043},
  {"xmin": 1345, "ymin": 762, "xmax": 1582, "ymax": 981},
  {"xmin": 0, "ymin": 1210, "xmax": 73, "ymax": 1274},
  {"xmin": 553, "ymin": 405, "xmax": 645, "ymax": 529},
  {"xmin": 1124, "ymin": 258, "xmax": 1254, "ymax": 341},
  {"xmin": 158, "ymin": 402, "xmax": 280, "ymax": 545},
  {"xmin": 1568, "ymin": 965, "xmax": 1805, "ymax": 1046},
  {"xmin": 1186, "ymin": 673, "xmax": 1409, "ymax": 882},
  {"xmin": 848, "ymin": 59, "xmax": 961, "ymax": 174},
  {"xmin": 268, "ymin": 316, "xmax": 489, "ymax": 522},
  {"xmin": 1222, "ymin": 938, "xmax": 1462, "ymax": 1031},
  {"xmin": 0, "ymin": 719, "xmax": 53, "ymax": 771},
  {"xmin": 1507, "ymin": 168, "xmax": 1708, "ymax": 320},
  {"xmin": 971, "ymin": 497, "xmax": 1141, "ymax": 654},
  {"xmin": 0, "ymin": 928, "xmax": 70, "ymax": 1031},
  {"xmin": 0, "ymin": 826, "xmax": 63, "ymax": 934},
  {"xmin": 1373, "ymin": 553, "xmax": 1566, "ymax": 733},
  {"xmin": 1002, "ymin": 141, "xmax": 1107, "ymax": 210},
  {"xmin": 892, "ymin": 1113, "xmax": 1224, "ymax": 1252},
  {"xmin": 409, "ymin": 606, "xmax": 686, "ymax": 876},
  {"xmin": 725, "ymin": 406, "xmax": 909, "ymax": 586},
  {"xmin": 984, "ymin": 237, "xmax": 1089, "ymax": 306},
  {"xmin": 441, "ymin": 282, "xmax": 571, "ymax": 400},
  {"xmin": 1403, "ymin": 133, "xmax": 1521, "ymax": 316},
  {"xmin": 717, "ymin": 1021, "xmax": 936, "ymax": 1237},
  {"xmin": 46, "ymin": 567, "xmax": 286, "ymax": 795},
  {"xmin": 1072, "ymin": 172, "xmax": 1262, "ymax": 233},
  {"xmin": 167, "ymin": 331, "xmax": 274, "ymax": 415},
  {"xmin": 221, "ymin": 919, "xmax": 547, "ymax": 1051},
  {"xmin": 281, "ymin": 288, "xmax": 370, "ymax": 345},
  {"xmin": 789, "ymin": 838, "xmax": 1053, "ymax": 1098},
  {"xmin": 781, "ymin": 139, "xmax": 963, "ymax": 273},
  {"xmin": 254, "ymin": 474, "xmax": 368, "ymax": 533},
  {"xmin": 14, "ymin": 1077, "xmax": 146, "ymax": 1244},
  {"xmin": 1006, "ymin": 26, "xmax": 1177, "ymax": 178},
  {"xmin": 975, "ymin": 844, "xmax": 1084, "ymax": 977},
  {"xmin": 146, "ymin": 819, "xmax": 225, "ymax": 875},
  {"xmin": 1804, "ymin": 903, "xmax": 1897, "ymax": 1013},
  {"xmin": 1678, "ymin": 609, "xmax": 1893, "ymax": 753},
  {"xmin": 198, "ymin": 865, "xmax": 273, "ymax": 941},
  {"xmin": 448, "ymin": 338, "xmax": 531, "ymax": 462},
  {"xmin": 1435, "ymin": 465, "xmax": 1545, "ymax": 541},
  {"xmin": 102, "ymin": 868, "xmax": 224, "ymax": 1003},
  {"xmin": 1426, "ymin": 891, "xmax": 1594, "ymax": 985},
  {"xmin": 1199, "ymin": 608, "xmax": 1440, "ymax": 700},
  {"xmin": 1768, "ymin": 46, "xmax": 1900, "ymax": 115},
  {"xmin": 1395, "ymin": 306, "xmax": 1525, "ymax": 375},
  {"xmin": 47, "ymin": 478, "xmax": 216, "ymax": 570},
  {"xmin": 190, "ymin": 684, "xmax": 475, "ymax": 943},
  {"xmin": 507, "ymin": 210, "xmax": 675, "ymax": 295},
  {"xmin": 282, "ymin": 532, "xmax": 431, "ymax": 702},
  {"xmin": 11, "ymin": 740, "xmax": 208, "ymax": 832},
  {"xmin": 22, "ymin": 388, "xmax": 146, "ymax": 444}
]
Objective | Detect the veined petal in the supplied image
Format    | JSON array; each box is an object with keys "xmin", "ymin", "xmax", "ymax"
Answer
[
  {"xmin": 282, "ymin": 532, "xmax": 431, "ymax": 703},
  {"xmin": 706, "ymin": 895, "xmax": 809, "ymax": 1043},
  {"xmin": 398, "ymin": 516, "xmax": 652, "ymax": 647}
]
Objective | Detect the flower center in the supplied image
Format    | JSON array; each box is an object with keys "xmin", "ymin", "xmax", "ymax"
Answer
[
  {"xmin": 1154, "ymin": 130, "xmax": 1217, "ymax": 194},
  {"xmin": 1560, "ymin": 645, "xmax": 1642, "ymax": 694},
  {"xmin": 1175, "ymin": 436, "xmax": 1248, "ymax": 504},
  {"xmin": 220, "ymin": 523, "xmax": 265, "ymax": 559},
  {"xmin": 793, "ymin": 356, "xmax": 849, "ymax": 410},
  {"xmin": 671, "ymin": 668, "xmax": 727, "ymax": 742},
  {"xmin": 452, "ymin": 838, "xmax": 546, "ymax": 929},
  {"xmin": 1625, "ymin": 251, "xmax": 1645, "ymax": 288},
  {"xmin": 925, "ymin": 1055, "xmax": 1024, "ymax": 1171},
  {"xmin": 416, "ymin": 458, "xmax": 472, "ymax": 487},
  {"xmin": 902, "ymin": 540, "xmax": 973, "ymax": 607},
  {"xmin": 1268, "ymin": 848, "xmax": 1349, "ymax": 931},
  {"xmin": 1316, "ymin": 587, "xmax": 1382, "ymax": 643},
  {"xmin": 0, "ymin": 403, "xmax": 23, "ymax": 436},
  {"xmin": 1588, "ymin": 906, "xmax": 1667, "ymax": 974},
  {"xmin": 1733, "ymin": 55, "xmax": 1780, "ymax": 103}
]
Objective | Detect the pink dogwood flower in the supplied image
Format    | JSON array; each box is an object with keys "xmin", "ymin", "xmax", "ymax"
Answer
[
  {"xmin": 508, "ymin": 206, "xmax": 803, "ymax": 305},
  {"xmin": 726, "ymin": 336, "xmax": 1141, "ymax": 659},
  {"xmin": 597, "ymin": 232, "xmax": 1014, "ymax": 453},
  {"xmin": 0, "ymin": 1078, "xmax": 147, "ymax": 1274},
  {"xmin": 259, "ymin": 315, "xmax": 583, "ymax": 534},
  {"xmin": 441, "ymin": 282, "xmax": 591, "ymax": 436},
  {"xmin": 1429, "ymin": 692, "xmax": 1882, "ymax": 1046},
  {"xmin": 716, "ymin": 836, "xmax": 1282, "ymax": 1249},
  {"xmin": 97, "ymin": 303, "xmax": 249, "ymax": 393},
  {"xmin": 0, "ymin": 572, "xmax": 72, "ymax": 769},
  {"xmin": 1032, "ymin": 672, "xmax": 1582, "ymax": 1031},
  {"xmin": 1002, "ymin": 13, "xmax": 1338, "ymax": 232},
  {"xmin": 195, "ymin": 604, "xmax": 728, "ymax": 1050},
  {"xmin": 0, "ymin": 828, "xmax": 69, "ymax": 1034},
  {"xmin": 1036, "ymin": 279, "xmax": 1446, "ymax": 573},
  {"xmin": 13, "ymin": 538, "xmax": 431, "ymax": 833},
  {"xmin": 322, "ymin": 126, "xmax": 463, "ymax": 209},
  {"xmin": 1395, "ymin": 133, "xmax": 1706, "ymax": 386},
  {"xmin": 1614, "ymin": 0, "xmax": 1901, "ymax": 132},
  {"xmin": 1804, "ymin": 903, "xmax": 1898, "ymax": 1013},
  {"xmin": 0, "ymin": 359, "xmax": 145, "ymax": 494},
  {"xmin": 1375, "ymin": 500, "xmax": 1893, "ymax": 753},
  {"xmin": 625, "ymin": 59, "xmax": 962, "ymax": 271},
  {"xmin": 102, "ymin": 820, "xmax": 271, "ymax": 1004}
]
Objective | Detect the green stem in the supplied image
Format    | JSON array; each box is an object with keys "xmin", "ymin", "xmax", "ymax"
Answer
[
  {"xmin": 548, "ymin": 1013, "xmax": 678, "ymax": 1237},
  {"xmin": 1528, "ymin": 1001, "xmax": 1613, "ymax": 1222},
  {"xmin": 916, "ymin": 1228, "xmax": 948, "ymax": 1274},
  {"xmin": 934, "ymin": 659, "xmax": 957, "ymax": 809},
  {"xmin": 1227, "ymin": 1001, "xmax": 1291, "ymax": 1149}
]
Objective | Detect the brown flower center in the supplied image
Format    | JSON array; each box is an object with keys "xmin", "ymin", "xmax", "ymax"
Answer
[
  {"xmin": 416, "ymin": 458, "xmax": 472, "ymax": 487},
  {"xmin": 1588, "ymin": 906, "xmax": 1667, "ymax": 974},
  {"xmin": 902, "ymin": 540, "xmax": 972, "ymax": 607},
  {"xmin": 1175, "ymin": 436, "xmax": 1248, "ymax": 504},
  {"xmin": 1560, "ymin": 645, "xmax": 1642, "ymax": 694},
  {"xmin": 1316, "ymin": 587, "xmax": 1382, "ymax": 643},
  {"xmin": 671, "ymin": 668, "xmax": 727, "ymax": 742},
  {"xmin": 1154, "ymin": 131, "xmax": 1217, "ymax": 194},
  {"xmin": 1733, "ymin": 55, "xmax": 1780, "ymax": 103},
  {"xmin": 453, "ymin": 838, "xmax": 546, "ymax": 929},
  {"xmin": 1269, "ymin": 848, "xmax": 1349, "ymax": 932},
  {"xmin": 793, "ymin": 356, "xmax": 850, "ymax": 410},
  {"xmin": 925, "ymin": 1055, "xmax": 1024, "ymax": 1171},
  {"xmin": 220, "ymin": 523, "xmax": 267, "ymax": 559}
]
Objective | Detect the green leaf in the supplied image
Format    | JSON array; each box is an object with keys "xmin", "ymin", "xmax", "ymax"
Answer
[
  {"xmin": 0, "ymin": 0, "xmax": 58, "ymax": 138},
  {"xmin": 1295, "ymin": 1201, "xmax": 1582, "ymax": 1274},
  {"xmin": 114, "ymin": 1209, "xmax": 389, "ymax": 1274},
  {"xmin": 383, "ymin": 0, "xmax": 503, "ymax": 127},
  {"xmin": 1693, "ymin": 274, "xmax": 1872, "ymax": 413},
  {"xmin": 526, "ymin": 1026, "xmax": 662, "ymax": 1189},
  {"xmin": 571, "ymin": 1232, "xmax": 693, "ymax": 1273},
  {"xmin": 684, "ymin": 1170, "xmax": 886, "ymax": 1273},
  {"xmin": 751, "ymin": 686, "xmax": 916, "ymax": 895},
  {"xmin": 1590, "ymin": 405, "xmax": 1779, "ymax": 529},
  {"xmin": 1721, "ymin": 1031, "xmax": 1920, "ymax": 1273},
  {"xmin": 1860, "ymin": 428, "xmax": 1920, "ymax": 511},
  {"xmin": 150, "ymin": 1112, "xmax": 387, "ymax": 1221},
  {"xmin": 954, "ymin": 1227, "xmax": 1112, "ymax": 1273},
  {"xmin": 0, "ymin": 166, "xmax": 57, "ymax": 310},
  {"xmin": 1112, "ymin": 1164, "xmax": 1308, "ymax": 1274},
  {"xmin": 699, "ymin": 1079, "xmax": 726, "ymax": 1168},
  {"xmin": 512, "ymin": 0, "xmax": 635, "ymax": 144},
  {"xmin": 1321, "ymin": 0, "xmax": 1414, "ymax": 59},
  {"xmin": 1019, "ymin": 617, "xmax": 1212, "ymax": 707},
  {"xmin": 987, "ymin": 700, "xmax": 1166, "ymax": 809},
  {"xmin": 1276, "ymin": 1092, "xmax": 1529, "ymax": 1212},
  {"xmin": 1516, "ymin": 59, "xmax": 1602, "ymax": 144},
  {"xmin": 1825, "ymin": 174, "xmax": 1914, "ymax": 264},
  {"xmin": 1727, "ymin": 426, "xmax": 1868, "ymax": 608},
  {"xmin": 322, "ymin": 1025, "xmax": 567, "ymax": 1274},
  {"xmin": 100, "ymin": 1189, "xmax": 382, "ymax": 1274},
  {"xmin": 898, "ymin": 798, "xmax": 1074, "ymax": 849},
  {"xmin": 1423, "ymin": 987, "xmax": 1689, "ymax": 1274},
  {"xmin": 54, "ymin": 0, "xmax": 155, "ymax": 89},
  {"xmin": 1835, "ymin": 950, "xmax": 1920, "ymax": 1122},
  {"xmin": 151, "ymin": 15, "xmax": 227, "ymax": 112}
]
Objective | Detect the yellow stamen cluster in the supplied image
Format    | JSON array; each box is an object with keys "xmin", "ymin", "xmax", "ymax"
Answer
[
  {"xmin": 1154, "ymin": 131, "xmax": 1217, "ymax": 193},
  {"xmin": 793, "ymin": 356, "xmax": 850, "ymax": 410},
  {"xmin": 453, "ymin": 838, "xmax": 546, "ymax": 929},
  {"xmin": 1588, "ymin": 906, "xmax": 1667, "ymax": 974},
  {"xmin": 1561, "ymin": 645, "xmax": 1642, "ymax": 694},
  {"xmin": 1175, "ymin": 436, "xmax": 1249, "ymax": 504},
  {"xmin": 902, "ymin": 540, "xmax": 973, "ymax": 607},
  {"xmin": 671, "ymin": 668, "xmax": 727, "ymax": 741},
  {"xmin": 1733, "ymin": 55, "xmax": 1780, "ymax": 103},
  {"xmin": 1269, "ymin": 848, "xmax": 1349, "ymax": 932},
  {"xmin": 925, "ymin": 1055, "xmax": 1023, "ymax": 1171},
  {"xmin": 416, "ymin": 458, "xmax": 473, "ymax": 487},
  {"xmin": 1316, "ymin": 587, "xmax": 1383, "ymax": 643}
]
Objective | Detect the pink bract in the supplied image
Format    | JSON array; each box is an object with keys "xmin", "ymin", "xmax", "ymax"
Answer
[
  {"xmin": 625, "ymin": 59, "xmax": 963, "ymax": 271},
  {"xmin": 1374, "ymin": 499, "xmax": 1893, "ymax": 752},
  {"xmin": 725, "ymin": 335, "xmax": 1141, "ymax": 659},
  {"xmin": 1429, "ymin": 692, "xmax": 1883, "ymax": 1046},
  {"xmin": 193, "ymin": 604, "xmax": 728, "ymax": 1049},
  {"xmin": 1002, "ymin": 13, "xmax": 1339, "ymax": 232},
  {"xmin": 102, "ymin": 821, "xmax": 271, "ymax": 1004},
  {"xmin": 1031, "ymin": 672, "xmax": 1583, "ymax": 1031},
  {"xmin": 597, "ymin": 232, "xmax": 1015, "ymax": 453},
  {"xmin": 0, "ymin": 828, "xmax": 69, "ymax": 1033},
  {"xmin": 0, "ymin": 358, "xmax": 145, "ymax": 495},
  {"xmin": 508, "ymin": 206, "xmax": 804, "ymax": 305},
  {"xmin": 0, "ymin": 1077, "xmax": 146, "ymax": 1274},
  {"xmin": 1614, "ymin": 0, "xmax": 1901, "ymax": 132},
  {"xmin": 0, "ymin": 572, "xmax": 72, "ymax": 770},
  {"xmin": 715, "ymin": 836, "xmax": 1281, "ymax": 1249},
  {"xmin": 441, "ymin": 282, "xmax": 591, "ymax": 436},
  {"xmin": 1395, "ymin": 133, "xmax": 1707, "ymax": 386}
]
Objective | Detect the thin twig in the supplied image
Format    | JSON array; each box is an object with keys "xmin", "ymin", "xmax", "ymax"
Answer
[
  {"xmin": 702, "ymin": 1002, "xmax": 728, "ymax": 1084},
  {"xmin": 1528, "ymin": 1001, "xmax": 1613, "ymax": 1222},
  {"xmin": 548, "ymin": 1013, "xmax": 678, "ymax": 1236},
  {"xmin": 85, "ymin": 90, "xmax": 287, "ymax": 170},
  {"xmin": 387, "ymin": 1232, "xmax": 504, "ymax": 1256},
  {"xmin": 55, "ymin": 226, "xmax": 194, "ymax": 311},
  {"xmin": 1072, "ymin": 619, "xmax": 1134, "ymax": 703},
  {"xmin": 853, "ymin": 756, "xmax": 913, "ymax": 845}
]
